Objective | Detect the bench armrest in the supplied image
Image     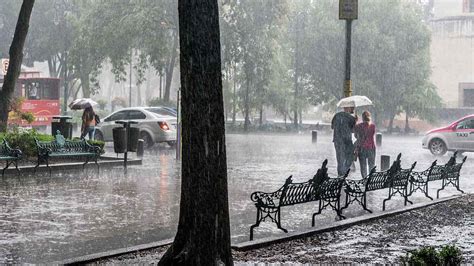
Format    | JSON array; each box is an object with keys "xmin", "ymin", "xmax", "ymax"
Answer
[
  {"xmin": 84, "ymin": 140, "xmax": 101, "ymax": 155},
  {"xmin": 250, "ymin": 190, "xmax": 283, "ymax": 207},
  {"xmin": 344, "ymin": 178, "xmax": 367, "ymax": 193}
]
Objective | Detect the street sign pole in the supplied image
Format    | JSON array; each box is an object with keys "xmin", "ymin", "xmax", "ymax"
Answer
[{"xmin": 339, "ymin": 0, "xmax": 358, "ymax": 98}]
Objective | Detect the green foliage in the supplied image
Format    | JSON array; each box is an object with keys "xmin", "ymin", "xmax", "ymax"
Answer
[
  {"xmin": 401, "ymin": 245, "xmax": 463, "ymax": 266},
  {"xmin": 0, "ymin": 128, "xmax": 54, "ymax": 158},
  {"xmin": 439, "ymin": 245, "xmax": 463, "ymax": 265},
  {"xmin": 148, "ymin": 97, "xmax": 176, "ymax": 108}
]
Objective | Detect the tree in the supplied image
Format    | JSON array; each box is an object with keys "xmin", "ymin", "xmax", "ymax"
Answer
[
  {"xmin": 159, "ymin": 0, "xmax": 233, "ymax": 265},
  {"xmin": 0, "ymin": 0, "xmax": 35, "ymax": 132}
]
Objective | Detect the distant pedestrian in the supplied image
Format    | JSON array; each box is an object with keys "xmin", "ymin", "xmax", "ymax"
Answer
[
  {"xmin": 331, "ymin": 106, "xmax": 357, "ymax": 176},
  {"xmin": 354, "ymin": 111, "xmax": 376, "ymax": 178},
  {"xmin": 81, "ymin": 106, "xmax": 96, "ymax": 140}
]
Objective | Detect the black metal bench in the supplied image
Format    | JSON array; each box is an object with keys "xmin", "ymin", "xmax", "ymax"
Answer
[
  {"xmin": 0, "ymin": 139, "xmax": 22, "ymax": 177},
  {"xmin": 409, "ymin": 151, "xmax": 467, "ymax": 200},
  {"xmin": 249, "ymin": 160, "xmax": 347, "ymax": 240},
  {"xmin": 342, "ymin": 153, "xmax": 416, "ymax": 213},
  {"xmin": 34, "ymin": 131, "xmax": 101, "ymax": 175}
]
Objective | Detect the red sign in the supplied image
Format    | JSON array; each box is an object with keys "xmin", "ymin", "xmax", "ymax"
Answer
[{"xmin": 20, "ymin": 100, "xmax": 60, "ymax": 126}]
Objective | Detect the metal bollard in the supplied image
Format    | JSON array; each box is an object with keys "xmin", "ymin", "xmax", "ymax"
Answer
[
  {"xmin": 381, "ymin": 155, "xmax": 390, "ymax": 171},
  {"xmin": 137, "ymin": 139, "xmax": 144, "ymax": 158},
  {"xmin": 312, "ymin": 130, "xmax": 318, "ymax": 143},
  {"xmin": 376, "ymin": 133, "xmax": 382, "ymax": 147}
]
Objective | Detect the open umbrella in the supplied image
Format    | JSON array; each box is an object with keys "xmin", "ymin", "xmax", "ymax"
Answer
[
  {"xmin": 69, "ymin": 98, "xmax": 98, "ymax": 110},
  {"xmin": 337, "ymin": 95, "xmax": 373, "ymax": 108}
]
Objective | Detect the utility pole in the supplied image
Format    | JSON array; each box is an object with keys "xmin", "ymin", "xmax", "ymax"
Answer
[
  {"xmin": 129, "ymin": 51, "xmax": 132, "ymax": 107},
  {"xmin": 339, "ymin": 0, "xmax": 358, "ymax": 97}
]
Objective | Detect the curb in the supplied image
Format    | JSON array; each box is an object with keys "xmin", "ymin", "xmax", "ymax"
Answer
[
  {"xmin": 54, "ymin": 194, "xmax": 462, "ymax": 264},
  {"xmin": 3, "ymin": 156, "xmax": 142, "ymax": 175},
  {"xmin": 52, "ymin": 238, "xmax": 174, "ymax": 265},
  {"xmin": 232, "ymin": 194, "xmax": 462, "ymax": 251}
]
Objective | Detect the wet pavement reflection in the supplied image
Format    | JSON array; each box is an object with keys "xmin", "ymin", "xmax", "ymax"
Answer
[{"xmin": 0, "ymin": 133, "xmax": 472, "ymax": 263}]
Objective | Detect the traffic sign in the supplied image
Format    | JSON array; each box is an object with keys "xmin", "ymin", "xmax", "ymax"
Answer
[{"xmin": 339, "ymin": 0, "xmax": 358, "ymax": 20}]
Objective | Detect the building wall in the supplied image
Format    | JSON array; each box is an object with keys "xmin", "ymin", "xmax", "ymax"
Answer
[{"xmin": 430, "ymin": 0, "xmax": 474, "ymax": 108}]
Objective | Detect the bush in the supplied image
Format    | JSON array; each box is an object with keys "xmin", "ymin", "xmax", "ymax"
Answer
[
  {"xmin": 401, "ymin": 245, "xmax": 463, "ymax": 266},
  {"xmin": 439, "ymin": 245, "xmax": 463, "ymax": 265},
  {"xmin": 0, "ymin": 128, "xmax": 54, "ymax": 158}
]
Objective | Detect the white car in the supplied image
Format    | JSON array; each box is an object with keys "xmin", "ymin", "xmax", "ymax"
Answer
[
  {"xmin": 422, "ymin": 114, "xmax": 474, "ymax": 156},
  {"xmin": 95, "ymin": 107, "xmax": 177, "ymax": 148}
]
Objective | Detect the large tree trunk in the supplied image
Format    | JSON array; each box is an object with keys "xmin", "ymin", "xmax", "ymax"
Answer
[
  {"xmin": 80, "ymin": 70, "xmax": 91, "ymax": 98},
  {"xmin": 159, "ymin": 0, "xmax": 233, "ymax": 265},
  {"xmin": 232, "ymin": 66, "xmax": 236, "ymax": 125},
  {"xmin": 0, "ymin": 0, "xmax": 35, "ymax": 132},
  {"xmin": 243, "ymin": 76, "xmax": 250, "ymax": 132},
  {"xmin": 164, "ymin": 31, "xmax": 179, "ymax": 102}
]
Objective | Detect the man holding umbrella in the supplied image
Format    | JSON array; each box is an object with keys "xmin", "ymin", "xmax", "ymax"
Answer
[{"xmin": 332, "ymin": 95, "xmax": 372, "ymax": 176}]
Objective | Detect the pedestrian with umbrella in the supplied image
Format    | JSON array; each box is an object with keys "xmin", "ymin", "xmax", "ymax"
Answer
[
  {"xmin": 332, "ymin": 95, "xmax": 373, "ymax": 176},
  {"xmin": 69, "ymin": 98, "xmax": 99, "ymax": 140}
]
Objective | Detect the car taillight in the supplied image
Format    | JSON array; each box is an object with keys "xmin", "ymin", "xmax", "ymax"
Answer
[{"xmin": 158, "ymin": 122, "xmax": 170, "ymax": 131}]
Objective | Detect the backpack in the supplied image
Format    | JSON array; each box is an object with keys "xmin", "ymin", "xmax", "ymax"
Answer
[{"xmin": 95, "ymin": 114, "xmax": 101, "ymax": 124}]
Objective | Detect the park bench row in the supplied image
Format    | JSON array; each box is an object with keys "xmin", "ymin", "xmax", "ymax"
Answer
[
  {"xmin": 0, "ymin": 132, "xmax": 100, "ymax": 177},
  {"xmin": 249, "ymin": 152, "xmax": 467, "ymax": 240}
]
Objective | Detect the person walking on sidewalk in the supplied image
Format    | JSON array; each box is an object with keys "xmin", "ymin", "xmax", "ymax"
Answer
[
  {"xmin": 354, "ymin": 111, "xmax": 376, "ymax": 178},
  {"xmin": 331, "ymin": 106, "xmax": 357, "ymax": 176}
]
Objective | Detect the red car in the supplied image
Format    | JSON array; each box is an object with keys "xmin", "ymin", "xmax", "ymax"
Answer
[{"xmin": 422, "ymin": 114, "xmax": 474, "ymax": 156}]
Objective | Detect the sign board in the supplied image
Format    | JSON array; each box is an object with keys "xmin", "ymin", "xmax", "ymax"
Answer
[
  {"xmin": 339, "ymin": 0, "xmax": 358, "ymax": 20},
  {"xmin": 1, "ymin": 58, "xmax": 9, "ymax": 75}
]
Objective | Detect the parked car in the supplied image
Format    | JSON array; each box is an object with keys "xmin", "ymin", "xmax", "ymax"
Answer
[
  {"xmin": 422, "ymin": 114, "xmax": 474, "ymax": 156},
  {"xmin": 95, "ymin": 107, "xmax": 177, "ymax": 148}
]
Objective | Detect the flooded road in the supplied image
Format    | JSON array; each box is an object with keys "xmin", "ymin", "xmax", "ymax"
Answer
[{"xmin": 0, "ymin": 133, "xmax": 472, "ymax": 263}]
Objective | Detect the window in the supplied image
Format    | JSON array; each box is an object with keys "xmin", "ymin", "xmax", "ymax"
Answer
[
  {"xmin": 105, "ymin": 111, "xmax": 127, "ymax": 122},
  {"xmin": 463, "ymin": 0, "xmax": 474, "ymax": 12},
  {"xmin": 464, "ymin": 88, "xmax": 474, "ymax": 107},
  {"xmin": 456, "ymin": 119, "xmax": 474, "ymax": 129},
  {"xmin": 127, "ymin": 110, "xmax": 146, "ymax": 120},
  {"xmin": 146, "ymin": 108, "xmax": 175, "ymax": 117}
]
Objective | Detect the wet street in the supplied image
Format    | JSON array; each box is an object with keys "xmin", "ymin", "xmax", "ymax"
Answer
[{"xmin": 0, "ymin": 133, "xmax": 472, "ymax": 263}]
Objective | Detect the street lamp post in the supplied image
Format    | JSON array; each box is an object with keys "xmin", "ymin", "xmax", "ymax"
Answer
[{"xmin": 339, "ymin": 0, "xmax": 358, "ymax": 98}]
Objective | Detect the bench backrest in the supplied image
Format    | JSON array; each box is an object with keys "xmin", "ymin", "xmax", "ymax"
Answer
[
  {"xmin": 0, "ymin": 139, "xmax": 11, "ymax": 156},
  {"xmin": 279, "ymin": 181, "xmax": 316, "ymax": 206},
  {"xmin": 443, "ymin": 156, "xmax": 467, "ymax": 180},
  {"xmin": 390, "ymin": 162, "xmax": 416, "ymax": 187},
  {"xmin": 36, "ymin": 132, "xmax": 90, "ymax": 153}
]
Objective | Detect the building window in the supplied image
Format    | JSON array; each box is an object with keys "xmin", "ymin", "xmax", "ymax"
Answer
[
  {"xmin": 463, "ymin": 0, "xmax": 474, "ymax": 12},
  {"xmin": 464, "ymin": 88, "xmax": 474, "ymax": 107}
]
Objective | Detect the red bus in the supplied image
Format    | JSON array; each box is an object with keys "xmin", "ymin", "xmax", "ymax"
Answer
[{"xmin": 1, "ymin": 72, "xmax": 61, "ymax": 127}]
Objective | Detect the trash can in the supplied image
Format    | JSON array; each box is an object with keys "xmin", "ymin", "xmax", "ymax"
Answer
[
  {"xmin": 51, "ymin": 116, "xmax": 73, "ymax": 139},
  {"xmin": 127, "ymin": 127, "xmax": 140, "ymax": 152},
  {"xmin": 113, "ymin": 127, "xmax": 127, "ymax": 153}
]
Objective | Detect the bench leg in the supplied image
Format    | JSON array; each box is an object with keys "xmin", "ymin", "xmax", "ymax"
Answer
[
  {"xmin": 436, "ymin": 179, "xmax": 446, "ymax": 199},
  {"xmin": 2, "ymin": 161, "xmax": 11, "ymax": 178},
  {"xmin": 82, "ymin": 157, "xmax": 90, "ymax": 171},
  {"xmin": 276, "ymin": 209, "xmax": 287, "ymax": 233},
  {"xmin": 46, "ymin": 158, "xmax": 51, "ymax": 176},
  {"xmin": 340, "ymin": 192, "xmax": 350, "ymax": 212},
  {"xmin": 14, "ymin": 160, "xmax": 20, "ymax": 176},
  {"xmin": 424, "ymin": 182, "xmax": 433, "ymax": 200},
  {"xmin": 249, "ymin": 208, "xmax": 262, "ymax": 241},
  {"xmin": 34, "ymin": 158, "xmax": 41, "ymax": 174},
  {"xmin": 362, "ymin": 194, "xmax": 373, "ymax": 213},
  {"xmin": 383, "ymin": 188, "xmax": 393, "ymax": 211},
  {"xmin": 94, "ymin": 156, "xmax": 100, "ymax": 173},
  {"xmin": 336, "ymin": 199, "xmax": 346, "ymax": 220},
  {"xmin": 312, "ymin": 200, "xmax": 323, "ymax": 226},
  {"xmin": 404, "ymin": 187, "xmax": 413, "ymax": 206},
  {"xmin": 455, "ymin": 178, "xmax": 464, "ymax": 194}
]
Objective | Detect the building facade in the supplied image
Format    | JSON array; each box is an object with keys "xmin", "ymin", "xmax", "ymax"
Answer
[{"xmin": 430, "ymin": 0, "xmax": 474, "ymax": 108}]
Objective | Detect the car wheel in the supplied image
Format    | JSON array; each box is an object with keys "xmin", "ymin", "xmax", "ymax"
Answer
[
  {"xmin": 167, "ymin": 141, "xmax": 176, "ymax": 147},
  {"xmin": 140, "ymin": 131, "xmax": 154, "ymax": 149},
  {"xmin": 429, "ymin": 138, "xmax": 447, "ymax": 156}
]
